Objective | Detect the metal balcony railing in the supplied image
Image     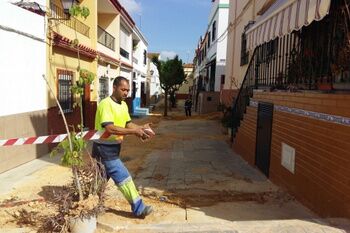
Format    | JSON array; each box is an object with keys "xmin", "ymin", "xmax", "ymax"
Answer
[
  {"xmin": 98, "ymin": 26, "xmax": 115, "ymax": 51},
  {"xmin": 50, "ymin": 2, "xmax": 90, "ymax": 38},
  {"xmin": 230, "ymin": 0, "xmax": 350, "ymax": 141}
]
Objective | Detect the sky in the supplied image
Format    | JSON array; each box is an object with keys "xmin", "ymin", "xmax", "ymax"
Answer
[{"xmin": 119, "ymin": 0, "xmax": 212, "ymax": 63}]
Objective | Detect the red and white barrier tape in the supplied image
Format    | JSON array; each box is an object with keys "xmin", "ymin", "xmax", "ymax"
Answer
[{"xmin": 0, "ymin": 130, "xmax": 110, "ymax": 147}]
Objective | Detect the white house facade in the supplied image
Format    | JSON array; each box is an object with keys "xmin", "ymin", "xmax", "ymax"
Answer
[
  {"xmin": 192, "ymin": 0, "xmax": 229, "ymax": 114},
  {"xmin": 131, "ymin": 26, "xmax": 149, "ymax": 115},
  {"xmin": 206, "ymin": 0, "xmax": 229, "ymax": 92},
  {"xmin": 0, "ymin": 0, "xmax": 48, "ymax": 173}
]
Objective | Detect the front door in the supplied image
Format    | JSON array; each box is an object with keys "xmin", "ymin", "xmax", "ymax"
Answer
[{"xmin": 255, "ymin": 102, "xmax": 274, "ymax": 177}]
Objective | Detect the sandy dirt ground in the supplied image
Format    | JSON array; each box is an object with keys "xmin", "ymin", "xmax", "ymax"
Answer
[
  {"xmin": 2, "ymin": 99, "xmax": 348, "ymax": 233},
  {"xmin": 0, "ymin": 99, "xmax": 225, "ymax": 232}
]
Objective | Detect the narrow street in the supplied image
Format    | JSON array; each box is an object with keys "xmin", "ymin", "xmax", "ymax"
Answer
[
  {"xmin": 0, "ymin": 101, "xmax": 349, "ymax": 233},
  {"xmin": 96, "ymin": 101, "xmax": 350, "ymax": 232}
]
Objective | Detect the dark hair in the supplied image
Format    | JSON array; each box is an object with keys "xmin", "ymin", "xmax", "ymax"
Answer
[{"xmin": 113, "ymin": 76, "xmax": 129, "ymax": 87}]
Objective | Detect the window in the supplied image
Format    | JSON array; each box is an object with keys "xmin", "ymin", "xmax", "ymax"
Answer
[
  {"xmin": 240, "ymin": 33, "xmax": 249, "ymax": 66},
  {"xmin": 57, "ymin": 70, "xmax": 73, "ymax": 113},
  {"xmin": 221, "ymin": 75, "xmax": 225, "ymax": 84},
  {"xmin": 240, "ymin": 21, "xmax": 255, "ymax": 66},
  {"xmin": 143, "ymin": 50, "xmax": 147, "ymax": 65},
  {"xmin": 212, "ymin": 21, "xmax": 216, "ymax": 41},
  {"xmin": 207, "ymin": 32, "xmax": 211, "ymax": 48},
  {"xmin": 99, "ymin": 76, "xmax": 109, "ymax": 101},
  {"xmin": 120, "ymin": 48, "xmax": 129, "ymax": 59},
  {"xmin": 120, "ymin": 25, "xmax": 130, "ymax": 59}
]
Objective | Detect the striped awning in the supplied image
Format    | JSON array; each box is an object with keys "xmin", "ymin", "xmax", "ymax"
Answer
[{"xmin": 246, "ymin": 0, "xmax": 331, "ymax": 50}]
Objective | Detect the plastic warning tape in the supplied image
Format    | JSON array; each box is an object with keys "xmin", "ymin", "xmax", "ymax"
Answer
[{"xmin": 0, "ymin": 130, "xmax": 110, "ymax": 147}]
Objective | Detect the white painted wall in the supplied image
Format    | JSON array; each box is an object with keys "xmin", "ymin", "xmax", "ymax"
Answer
[
  {"xmin": 132, "ymin": 27, "xmax": 148, "ymax": 76},
  {"xmin": 0, "ymin": 1, "xmax": 47, "ymax": 117},
  {"xmin": 132, "ymin": 26, "xmax": 148, "ymax": 100},
  {"xmin": 149, "ymin": 62, "xmax": 161, "ymax": 98}
]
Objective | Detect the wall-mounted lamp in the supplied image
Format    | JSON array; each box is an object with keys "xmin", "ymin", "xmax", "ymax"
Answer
[
  {"xmin": 48, "ymin": 0, "xmax": 75, "ymax": 21},
  {"xmin": 62, "ymin": 0, "xmax": 75, "ymax": 14}
]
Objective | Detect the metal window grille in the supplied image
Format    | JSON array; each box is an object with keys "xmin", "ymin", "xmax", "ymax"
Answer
[
  {"xmin": 57, "ymin": 70, "xmax": 73, "ymax": 113},
  {"xmin": 99, "ymin": 76, "xmax": 109, "ymax": 101}
]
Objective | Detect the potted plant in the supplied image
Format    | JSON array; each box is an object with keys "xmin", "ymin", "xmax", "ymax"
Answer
[
  {"xmin": 42, "ymin": 68, "xmax": 106, "ymax": 233},
  {"xmin": 220, "ymin": 106, "xmax": 234, "ymax": 136}
]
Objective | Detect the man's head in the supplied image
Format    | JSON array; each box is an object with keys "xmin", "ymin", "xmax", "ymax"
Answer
[{"xmin": 112, "ymin": 76, "xmax": 130, "ymax": 102}]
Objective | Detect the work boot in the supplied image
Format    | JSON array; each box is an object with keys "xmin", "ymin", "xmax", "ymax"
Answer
[{"xmin": 137, "ymin": 205, "xmax": 153, "ymax": 219}]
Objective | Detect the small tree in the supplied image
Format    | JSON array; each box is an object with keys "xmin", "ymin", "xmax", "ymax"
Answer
[
  {"xmin": 152, "ymin": 55, "xmax": 185, "ymax": 116},
  {"xmin": 43, "ymin": 4, "xmax": 106, "ymax": 231}
]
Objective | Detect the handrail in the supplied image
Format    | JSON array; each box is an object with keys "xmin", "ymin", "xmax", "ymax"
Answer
[{"xmin": 230, "ymin": 47, "xmax": 258, "ymax": 141}]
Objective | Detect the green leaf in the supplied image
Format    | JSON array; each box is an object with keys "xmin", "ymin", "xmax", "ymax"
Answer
[{"xmin": 81, "ymin": 7, "xmax": 90, "ymax": 19}]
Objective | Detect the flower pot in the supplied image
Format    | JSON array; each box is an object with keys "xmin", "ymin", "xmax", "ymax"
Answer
[{"xmin": 69, "ymin": 215, "xmax": 96, "ymax": 233}]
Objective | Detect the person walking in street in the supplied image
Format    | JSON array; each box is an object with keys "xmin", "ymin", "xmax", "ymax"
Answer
[
  {"xmin": 184, "ymin": 95, "xmax": 192, "ymax": 117},
  {"xmin": 92, "ymin": 76, "xmax": 155, "ymax": 218}
]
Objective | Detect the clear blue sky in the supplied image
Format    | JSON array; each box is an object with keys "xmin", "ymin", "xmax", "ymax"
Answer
[{"xmin": 119, "ymin": 0, "xmax": 212, "ymax": 63}]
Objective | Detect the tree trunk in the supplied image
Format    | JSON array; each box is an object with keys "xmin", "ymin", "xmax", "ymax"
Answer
[{"xmin": 164, "ymin": 89, "xmax": 168, "ymax": 116}]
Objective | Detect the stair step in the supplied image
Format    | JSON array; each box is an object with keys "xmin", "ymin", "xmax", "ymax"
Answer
[{"xmin": 134, "ymin": 107, "xmax": 149, "ymax": 116}]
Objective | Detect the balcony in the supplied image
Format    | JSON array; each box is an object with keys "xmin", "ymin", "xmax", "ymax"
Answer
[
  {"xmin": 50, "ymin": 2, "xmax": 90, "ymax": 38},
  {"xmin": 98, "ymin": 26, "xmax": 115, "ymax": 51}
]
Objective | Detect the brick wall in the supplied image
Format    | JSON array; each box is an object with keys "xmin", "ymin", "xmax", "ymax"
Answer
[
  {"xmin": 232, "ymin": 91, "xmax": 350, "ymax": 218},
  {"xmin": 270, "ymin": 110, "xmax": 350, "ymax": 218},
  {"xmin": 253, "ymin": 91, "xmax": 350, "ymax": 118},
  {"xmin": 232, "ymin": 106, "xmax": 257, "ymax": 165}
]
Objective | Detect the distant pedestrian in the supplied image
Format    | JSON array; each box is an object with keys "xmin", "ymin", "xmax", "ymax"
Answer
[{"xmin": 184, "ymin": 96, "xmax": 192, "ymax": 117}]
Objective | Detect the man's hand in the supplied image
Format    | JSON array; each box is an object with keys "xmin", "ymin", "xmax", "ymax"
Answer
[
  {"xmin": 142, "ymin": 123, "xmax": 155, "ymax": 137},
  {"xmin": 133, "ymin": 128, "xmax": 148, "ymax": 138},
  {"xmin": 126, "ymin": 122, "xmax": 155, "ymax": 138}
]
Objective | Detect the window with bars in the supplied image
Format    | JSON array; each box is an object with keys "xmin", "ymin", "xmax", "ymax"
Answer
[
  {"xmin": 57, "ymin": 70, "xmax": 73, "ymax": 113},
  {"xmin": 99, "ymin": 76, "xmax": 109, "ymax": 101}
]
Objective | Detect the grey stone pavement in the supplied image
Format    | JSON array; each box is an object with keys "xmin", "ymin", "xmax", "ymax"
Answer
[{"xmin": 97, "ymin": 118, "xmax": 350, "ymax": 233}]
